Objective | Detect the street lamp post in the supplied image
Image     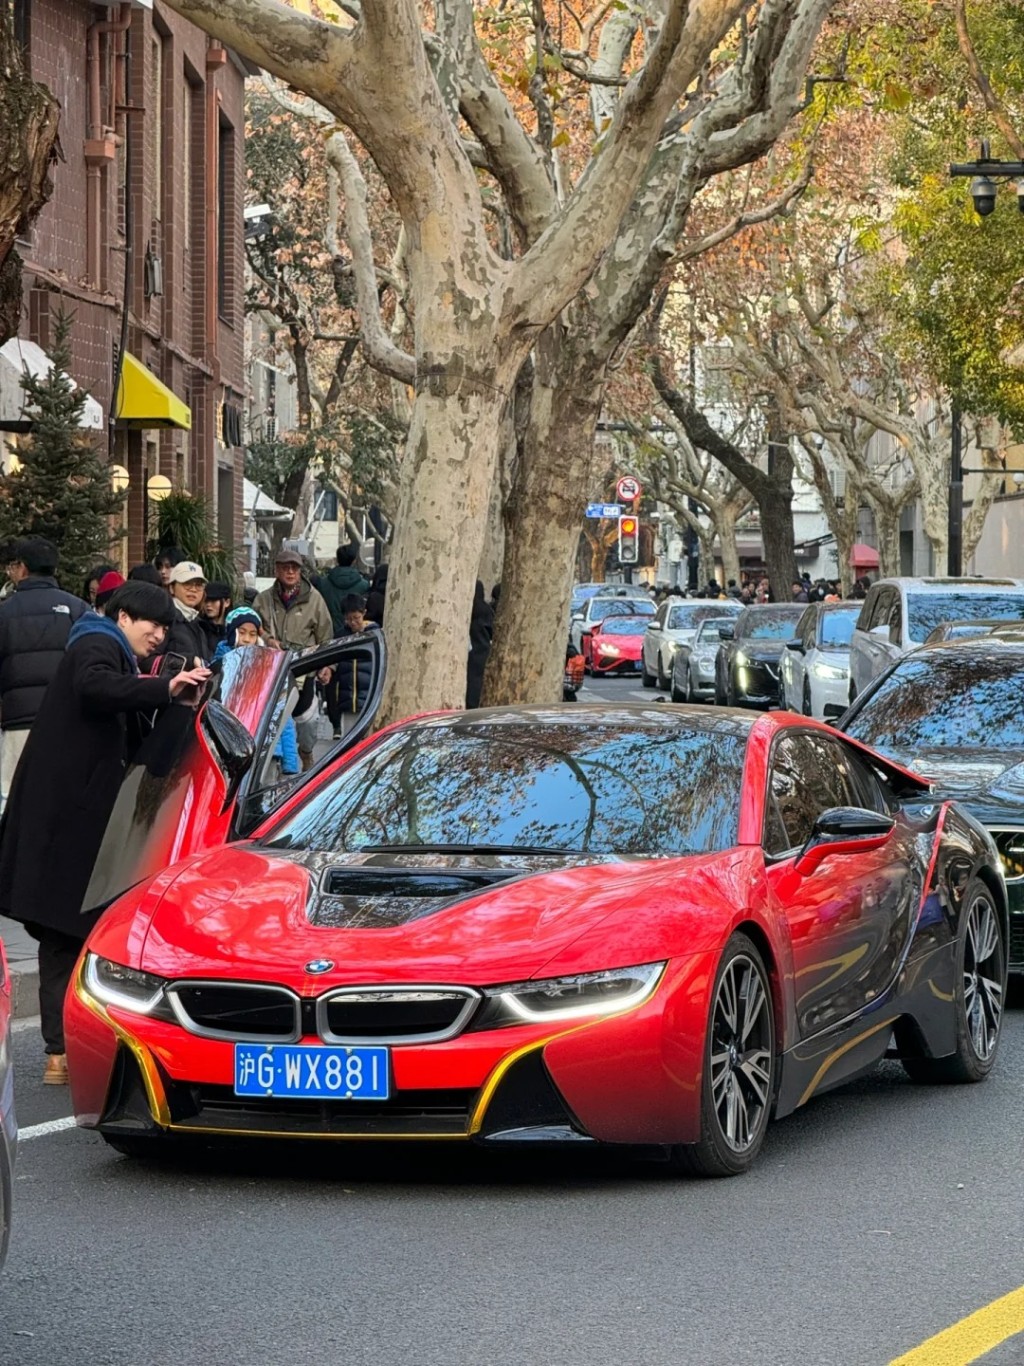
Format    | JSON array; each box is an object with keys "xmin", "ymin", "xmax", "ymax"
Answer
[{"xmin": 946, "ymin": 140, "xmax": 1024, "ymax": 573}]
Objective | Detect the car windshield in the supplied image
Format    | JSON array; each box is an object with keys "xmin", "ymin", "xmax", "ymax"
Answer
[
  {"xmin": 737, "ymin": 608, "xmax": 803, "ymax": 640},
  {"xmin": 845, "ymin": 652, "xmax": 1024, "ymax": 752},
  {"xmin": 820, "ymin": 610, "xmax": 858, "ymax": 647},
  {"xmin": 600, "ymin": 617, "xmax": 647, "ymax": 636},
  {"xmin": 666, "ymin": 604, "xmax": 735, "ymax": 631},
  {"xmin": 696, "ymin": 618, "xmax": 734, "ymax": 644},
  {"xmin": 264, "ymin": 720, "xmax": 748, "ymax": 857},
  {"xmin": 906, "ymin": 593, "xmax": 1024, "ymax": 644},
  {"xmin": 590, "ymin": 598, "xmax": 655, "ymax": 622}
]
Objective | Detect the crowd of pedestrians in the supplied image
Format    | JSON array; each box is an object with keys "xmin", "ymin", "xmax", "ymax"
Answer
[
  {"xmin": 0, "ymin": 534, "xmax": 391, "ymax": 1083},
  {"xmin": 644, "ymin": 569, "xmax": 874, "ymax": 608}
]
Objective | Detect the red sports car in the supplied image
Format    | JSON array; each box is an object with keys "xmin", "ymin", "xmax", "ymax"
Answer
[
  {"xmin": 66, "ymin": 662, "xmax": 1006, "ymax": 1176},
  {"xmin": 582, "ymin": 614, "xmax": 647, "ymax": 675}
]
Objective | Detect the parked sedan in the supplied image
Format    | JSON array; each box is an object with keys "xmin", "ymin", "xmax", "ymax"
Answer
[
  {"xmin": 67, "ymin": 704, "xmax": 1005, "ymax": 1176},
  {"xmin": 669, "ymin": 615, "xmax": 737, "ymax": 702},
  {"xmin": 641, "ymin": 599, "xmax": 741, "ymax": 690},
  {"xmin": 780, "ymin": 602, "xmax": 859, "ymax": 720},
  {"xmin": 840, "ymin": 636, "xmax": 1024, "ymax": 971},
  {"xmin": 714, "ymin": 604, "xmax": 805, "ymax": 708},
  {"xmin": 582, "ymin": 615, "xmax": 648, "ymax": 675},
  {"xmin": 0, "ymin": 935, "xmax": 14, "ymax": 1270},
  {"xmin": 570, "ymin": 594, "xmax": 654, "ymax": 653}
]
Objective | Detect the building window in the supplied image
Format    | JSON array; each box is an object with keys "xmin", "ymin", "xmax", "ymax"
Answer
[{"xmin": 217, "ymin": 116, "xmax": 234, "ymax": 323}]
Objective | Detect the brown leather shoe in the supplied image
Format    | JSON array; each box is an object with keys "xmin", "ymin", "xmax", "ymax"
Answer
[
  {"xmin": 300, "ymin": 748, "xmax": 314, "ymax": 772},
  {"xmin": 42, "ymin": 1053, "xmax": 68, "ymax": 1086}
]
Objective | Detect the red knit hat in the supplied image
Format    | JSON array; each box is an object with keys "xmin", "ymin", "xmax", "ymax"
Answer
[{"xmin": 95, "ymin": 571, "xmax": 125, "ymax": 607}]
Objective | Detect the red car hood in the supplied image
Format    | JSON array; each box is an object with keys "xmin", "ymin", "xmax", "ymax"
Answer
[{"xmin": 138, "ymin": 846, "xmax": 682, "ymax": 987}]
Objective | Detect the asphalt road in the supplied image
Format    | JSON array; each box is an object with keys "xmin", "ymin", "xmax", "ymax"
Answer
[
  {"xmin": 3, "ymin": 1000, "xmax": 1024, "ymax": 1366},
  {"xmin": 2, "ymin": 675, "xmax": 1022, "ymax": 1366}
]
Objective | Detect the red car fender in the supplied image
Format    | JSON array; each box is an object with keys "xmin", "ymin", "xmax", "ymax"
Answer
[{"xmin": 542, "ymin": 952, "xmax": 719, "ymax": 1145}]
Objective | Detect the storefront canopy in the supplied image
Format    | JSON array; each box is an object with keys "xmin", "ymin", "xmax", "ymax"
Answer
[
  {"xmin": 243, "ymin": 477, "xmax": 292, "ymax": 521},
  {"xmin": 0, "ymin": 337, "xmax": 104, "ymax": 432},
  {"xmin": 850, "ymin": 542, "xmax": 880, "ymax": 569},
  {"xmin": 115, "ymin": 352, "xmax": 191, "ymax": 430}
]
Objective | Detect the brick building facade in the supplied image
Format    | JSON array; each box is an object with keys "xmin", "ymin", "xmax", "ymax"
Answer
[{"xmin": 3, "ymin": 0, "xmax": 249, "ymax": 566}]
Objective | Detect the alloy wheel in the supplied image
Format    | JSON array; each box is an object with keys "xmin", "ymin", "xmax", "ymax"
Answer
[
  {"xmin": 709, "ymin": 954, "xmax": 773, "ymax": 1153},
  {"xmin": 962, "ymin": 894, "xmax": 1003, "ymax": 1062}
]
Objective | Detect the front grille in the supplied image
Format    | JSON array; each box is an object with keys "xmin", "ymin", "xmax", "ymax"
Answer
[
  {"xmin": 179, "ymin": 1084, "xmax": 475, "ymax": 1136},
  {"xmin": 318, "ymin": 987, "xmax": 480, "ymax": 1044},
  {"xmin": 989, "ymin": 829, "xmax": 1024, "ymax": 883},
  {"xmin": 167, "ymin": 983, "xmax": 300, "ymax": 1042}
]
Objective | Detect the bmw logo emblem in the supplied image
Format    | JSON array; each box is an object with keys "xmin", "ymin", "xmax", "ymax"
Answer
[{"xmin": 304, "ymin": 959, "xmax": 335, "ymax": 974}]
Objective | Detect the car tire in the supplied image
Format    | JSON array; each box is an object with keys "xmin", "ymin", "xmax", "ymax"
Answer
[
  {"xmin": 641, "ymin": 659, "xmax": 656, "ymax": 688},
  {"xmin": 901, "ymin": 878, "xmax": 1005, "ymax": 1085},
  {"xmin": 686, "ymin": 667, "xmax": 698, "ymax": 704},
  {"xmin": 656, "ymin": 656, "xmax": 670, "ymax": 691},
  {"xmin": 670, "ymin": 933, "xmax": 776, "ymax": 1178},
  {"xmin": 802, "ymin": 680, "xmax": 812, "ymax": 717},
  {"xmin": 670, "ymin": 667, "xmax": 686, "ymax": 703}
]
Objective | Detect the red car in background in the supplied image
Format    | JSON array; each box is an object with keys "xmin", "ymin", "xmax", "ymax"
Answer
[
  {"xmin": 582, "ymin": 614, "xmax": 647, "ymax": 676},
  {"xmin": 66, "ymin": 685, "xmax": 1006, "ymax": 1177}
]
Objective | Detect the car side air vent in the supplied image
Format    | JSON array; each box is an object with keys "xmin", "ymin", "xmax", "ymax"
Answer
[{"xmin": 323, "ymin": 868, "xmax": 515, "ymax": 899}]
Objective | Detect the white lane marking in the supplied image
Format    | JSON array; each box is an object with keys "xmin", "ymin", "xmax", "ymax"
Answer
[
  {"xmin": 19, "ymin": 1116, "xmax": 77, "ymax": 1141},
  {"xmin": 12, "ymin": 1016, "xmax": 41, "ymax": 1033}
]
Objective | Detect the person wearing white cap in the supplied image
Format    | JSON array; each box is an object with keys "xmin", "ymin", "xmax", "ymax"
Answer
[{"xmin": 162, "ymin": 559, "xmax": 211, "ymax": 665}]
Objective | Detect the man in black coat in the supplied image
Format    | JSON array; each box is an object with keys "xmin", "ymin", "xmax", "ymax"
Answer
[
  {"xmin": 0, "ymin": 583, "xmax": 209, "ymax": 1083},
  {"xmin": 0, "ymin": 537, "xmax": 86, "ymax": 811}
]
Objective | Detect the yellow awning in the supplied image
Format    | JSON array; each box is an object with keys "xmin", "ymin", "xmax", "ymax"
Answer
[{"xmin": 116, "ymin": 352, "xmax": 191, "ymax": 430}]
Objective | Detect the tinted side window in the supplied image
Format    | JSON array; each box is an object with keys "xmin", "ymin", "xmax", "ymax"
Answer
[
  {"xmin": 843, "ymin": 748, "xmax": 892, "ymax": 815},
  {"xmin": 795, "ymin": 607, "xmax": 813, "ymax": 646},
  {"xmin": 858, "ymin": 589, "xmax": 880, "ymax": 632},
  {"xmin": 765, "ymin": 733, "xmax": 860, "ymax": 856},
  {"xmin": 888, "ymin": 592, "xmax": 903, "ymax": 644}
]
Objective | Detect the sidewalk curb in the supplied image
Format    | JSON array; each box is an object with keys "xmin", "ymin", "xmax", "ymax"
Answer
[{"xmin": 10, "ymin": 965, "xmax": 39, "ymax": 1021}]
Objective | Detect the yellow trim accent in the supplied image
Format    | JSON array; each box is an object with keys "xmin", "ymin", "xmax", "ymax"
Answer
[
  {"xmin": 467, "ymin": 1034, "xmax": 562, "ymax": 1136},
  {"xmin": 797, "ymin": 1016, "xmax": 897, "ymax": 1107},
  {"xmin": 927, "ymin": 979, "xmax": 955, "ymax": 1003},
  {"xmin": 116, "ymin": 351, "xmax": 191, "ymax": 430},
  {"xmin": 74, "ymin": 968, "xmax": 172, "ymax": 1127},
  {"xmin": 889, "ymin": 1284, "xmax": 1024, "ymax": 1364}
]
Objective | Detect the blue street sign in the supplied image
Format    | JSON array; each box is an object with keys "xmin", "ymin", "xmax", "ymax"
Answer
[{"xmin": 585, "ymin": 503, "xmax": 622, "ymax": 519}]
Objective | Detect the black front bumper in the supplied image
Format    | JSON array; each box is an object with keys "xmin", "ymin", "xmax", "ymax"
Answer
[{"xmin": 97, "ymin": 1047, "xmax": 596, "ymax": 1147}]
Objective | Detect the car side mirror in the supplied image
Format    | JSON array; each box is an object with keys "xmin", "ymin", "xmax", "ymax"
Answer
[
  {"xmin": 869, "ymin": 623, "xmax": 890, "ymax": 638},
  {"xmin": 785, "ymin": 638, "xmax": 805, "ymax": 653},
  {"xmin": 571, "ymin": 611, "xmax": 585, "ymax": 621},
  {"xmin": 204, "ymin": 699, "xmax": 255, "ymax": 803},
  {"xmin": 795, "ymin": 806, "xmax": 894, "ymax": 876},
  {"xmin": 647, "ymin": 621, "xmax": 662, "ymax": 632},
  {"xmin": 718, "ymin": 624, "xmax": 735, "ymax": 640}
]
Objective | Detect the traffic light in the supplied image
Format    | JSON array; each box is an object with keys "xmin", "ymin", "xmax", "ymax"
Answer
[{"xmin": 618, "ymin": 515, "xmax": 639, "ymax": 564}]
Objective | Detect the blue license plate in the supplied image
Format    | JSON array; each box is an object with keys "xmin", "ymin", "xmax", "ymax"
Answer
[
  {"xmin": 632, "ymin": 660, "xmax": 642, "ymax": 670},
  {"xmin": 234, "ymin": 1043, "xmax": 389, "ymax": 1100}
]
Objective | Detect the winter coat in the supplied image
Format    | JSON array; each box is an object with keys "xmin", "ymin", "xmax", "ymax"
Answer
[
  {"xmin": 254, "ymin": 579, "xmax": 333, "ymax": 652},
  {"xmin": 0, "ymin": 615, "xmax": 172, "ymax": 936},
  {"xmin": 318, "ymin": 565, "xmax": 371, "ymax": 635},
  {"xmin": 336, "ymin": 623, "xmax": 381, "ymax": 712},
  {"xmin": 151, "ymin": 602, "xmax": 210, "ymax": 668},
  {"xmin": 0, "ymin": 576, "xmax": 87, "ymax": 729}
]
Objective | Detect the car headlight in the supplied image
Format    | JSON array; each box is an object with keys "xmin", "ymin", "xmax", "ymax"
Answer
[
  {"xmin": 734, "ymin": 650, "xmax": 751, "ymax": 667},
  {"xmin": 598, "ymin": 643, "xmax": 621, "ymax": 656},
  {"xmin": 84, "ymin": 953, "xmax": 172, "ymax": 1017},
  {"xmin": 811, "ymin": 660, "xmax": 846, "ymax": 681},
  {"xmin": 470, "ymin": 962, "xmax": 665, "ymax": 1030}
]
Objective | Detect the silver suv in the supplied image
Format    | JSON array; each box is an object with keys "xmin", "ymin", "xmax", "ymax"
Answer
[{"xmin": 848, "ymin": 576, "xmax": 1024, "ymax": 700}]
